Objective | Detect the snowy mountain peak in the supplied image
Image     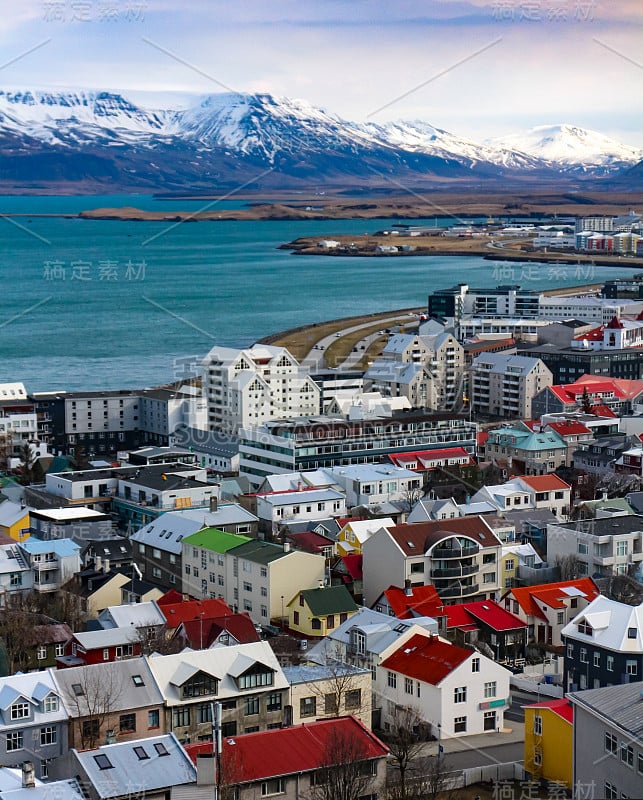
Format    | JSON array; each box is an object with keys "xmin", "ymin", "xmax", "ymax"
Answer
[{"xmin": 490, "ymin": 123, "xmax": 642, "ymax": 168}]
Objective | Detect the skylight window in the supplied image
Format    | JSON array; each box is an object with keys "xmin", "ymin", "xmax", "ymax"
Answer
[
  {"xmin": 94, "ymin": 754, "xmax": 113, "ymax": 770},
  {"xmin": 72, "ymin": 683, "xmax": 84, "ymax": 696},
  {"xmin": 154, "ymin": 742, "xmax": 169, "ymax": 756},
  {"xmin": 133, "ymin": 746, "xmax": 149, "ymax": 760},
  {"xmin": 132, "ymin": 675, "xmax": 145, "ymax": 687}
]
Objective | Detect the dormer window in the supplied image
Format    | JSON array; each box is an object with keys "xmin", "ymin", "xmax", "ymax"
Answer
[
  {"xmin": 10, "ymin": 701, "xmax": 29, "ymax": 720},
  {"xmin": 236, "ymin": 663, "xmax": 274, "ymax": 690},
  {"xmin": 577, "ymin": 620, "xmax": 593, "ymax": 636},
  {"xmin": 181, "ymin": 672, "xmax": 219, "ymax": 699},
  {"xmin": 43, "ymin": 695, "xmax": 59, "ymax": 713}
]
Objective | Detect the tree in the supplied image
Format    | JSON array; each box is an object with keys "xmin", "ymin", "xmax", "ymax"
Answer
[
  {"xmin": 390, "ymin": 752, "xmax": 456, "ymax": 800},
  {"xmin": 137, "ymin": 622, "xmax": 183, "ymax": 655},
  {"xmin": 580, "ymin": 387, "xmax": 593, "ymax": 415},
  {"xmin": 602, "ymin": 572, "xmax": 643, "ymax": 605},
  {"xmin": 554, "ymin": 553, "xmax": 584, "ymax": 581},
  {"xmin": 308, "ymin": 724, "xmax": 380, "ymax": 800},
  {"xmin": 0, "ymin": 602, "xmax": 44, "ymax": 674},
  {"xmin": 62, "ymin": 664, "xmax": 124, "ymax": 750},
  {"xmin": 18, "ymin": 442, "xmax": 35, "ymax": 484},
  {"xmin": 402, "ymin": 485, "xmax": 424, "ymax": 515},
  {"xmin": 384, "ymin": 707, "xmax": 429, "ymax": 800},
  {"xmin": 308, "ymin": 653, "xmax": 369, "ymax": 725}
]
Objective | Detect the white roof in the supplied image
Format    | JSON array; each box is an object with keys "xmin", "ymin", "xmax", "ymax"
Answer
[
  {"xmin": 73, "ymin": 627, "xmax": 140, "ymax": 649},
  {"xmin": 259, "ymin": 470, "xmax": 337, "ymax": 493},
  {"xmin": 502, "ymin": 543, "xmax": 543, "ymax": 565},
  {"xmin": 0, "ymin": 383, "xmax": 27, "ymax": 399},
  {"xmin": 329, "ymin": 464, "xmax": 418, "ymax": 481},
  {"xmin": 341, "ymin": 517, "xmax": 395, "ymax": 544},
  {"xmin": 0, "ymin": 769, "xmax": 83, "ymax": 800},
  {"xmin": 97, "ymin": 600, "xmax": 165, "ymax": 630},
  {"xmin": 260, "ymin": 488, "xmax": 345, "ymax": 507},
  {"xmin": 146, "ymin": 641, "xmax": 288, "ymax": 706},
  {"xmin": 33, "ymin": 506, "xmax": 107, "ymax": 521},
  {"xmin": 562, "ymin": 595, "xmax": 643, "ymax": 652},
  {"xmin": 0, "ymin": 543, "xmax": 30, "ymax": 575},
  {"xmin": 0, "ymin": 669, "xmax": 67, "ymax": 725}
]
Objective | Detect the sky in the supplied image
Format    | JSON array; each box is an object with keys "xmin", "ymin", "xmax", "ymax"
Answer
[{"xmin": 0, "ymin": 0, "xmax": 641, "ymax": 145}]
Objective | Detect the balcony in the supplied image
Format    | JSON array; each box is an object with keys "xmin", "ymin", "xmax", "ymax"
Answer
[
  {"xmin": 431, "ymin": 563, "xmax": 478, "ymax": 579},
  {"xmin": 432, "ymin": 543, "xmax": 479, "ymax": 559},
  {"xmin": 439, "ymin": 582, "xmax": 479, "ymax": 599}
]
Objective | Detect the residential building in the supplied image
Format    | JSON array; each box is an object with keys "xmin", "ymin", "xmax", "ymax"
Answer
[
  {"xmin": 523, "ymin": 699, "xmax": 573, "ymax": 788},
  {"xmin": 96, "ymin": 600, "xmax": 167, "ymax": 633},
  {"xmin": 568, "ymin": 682, "xmax": 643, "ymax": 800},
  {"xmin": 377, "ymin": 632, "xmax": 511, "ymax": 737},
  {"xmin": 283, "ymin": 663, "xmax": 372, "ymax": 728},
  {"xmin": 573, "ymin": 434, "xmax": 638, "ymax": 475},
  {"xmin": 362, "ymin": 516, "xmax": 503, "ymax": 607},
  {"xmin": 169, "ymin": 426, "xmax": 240, "ymax": 473},
  {"xmin": 389, "ymin": 447, "xmax": 475, "ymax": 473},
  {"xmin": 52, "ymin": 658, "xmax": 165, "ymax": 751},
  {"xmin": 49, "ymin": 733, "xmax": 196, "ymax": 800},
  {"xmin": 0, "ymin": 669, "xmax": 68, "ymax": 777},
  {"xmin": 0, "ymin": 383, "xmax": 42, "ymax": 460},
  {"xmin": 186, "ymin": 717, "xmax": 389, "ymax": 800},
  {"xmin": 253, "ymin": 487, "xmax": 346, "ymax": 536},
  {"xmin": 146, "ymin": 642, "xmax": 289, "ymax": 740},
  {"xmin": 156, "ymin": 592, "xmax": 232, "ymax": 635},
  {"xmin": 19, "ymin": 537, "xmax": 81, "ymax": 593},
  {"xmin": 562, "ymin": 596, "xmax": 643, "ymax": 691},
  {"xmin": 287, "ymin": 585, "xmax": 358, "ymax": 638},
  {"xmin": 201, "ymin": 344, "xmax": 320, "ymax": 435},
  {"xmin": 531, "ymin": 375, "xmax": 643, "ymax": 418},
  {"xmin": 173, "ymin": 612, "xmax": 260, "ymax": 650},
  {"xmin": 181, "ymin": 531, "xmax": 325, "ymax": 624},
  {"xmin": 19, "ymin": 617, "xmax": 72, "ymax": 672},
  {"xmin": 29, "ymin": 507, "xmax": 113, "ymax": 543},
  {"xmin": 327, "ymin": 463, "xmax": 421, "ymax": 510},
  {"xmin": 484, "ymin": 422, "xmax": 568, "ymax": 473},
  {"xmin": 615, "ymin": 445, "xmax": 643, "ymax": 478},
  {"xmin": 501, "ymin": 543, "xmax": 544, "ymax": 589},
  {"xmin": 547, "ymin": 515, "xmax": 643, "ymax": 579},
  {"xmin": 539, "ymin": 418, "xmax": 594, "ymax": 465},
  {"xmin": 57, "ymin": 628, "xmax": 143, "ymax": 668},
  {"xmin": 80, "ymin": 538, "xmax": 132, "ymax": 572},
  {"xmin": 337, "ymin": 517, "xmax": 395, "ymax": 557},
  {"xmin": 471, "ymin": 474, "xmax": 572, "ymax": 518},
  {"xmin": 0, "ymin": 501, "xmax": 29, "ymax": 542},
  {"xmin": 522, "ymin": 342, "xmax": 643, "ymax": 383},
  {"xmin": 131, "ymin": 505, "xmax": 258, "ymax": 591},
  {"xmin": 470, "ymin": 352, "xmax": 553, "ymax": 419},
  {"xmin": 0, "ymin": 540, "xmax": 33, "ymax": 601},
  {"xmin": 239, "ymin": 412, "xmax": 477, "ymax": 486},
  {"xmin": 502, "ymin": 578, "xmax": 600, "ymax": 648},
  {"xmin": 0, "ymin": 767, "xmax": 83, "ymax": 799}
]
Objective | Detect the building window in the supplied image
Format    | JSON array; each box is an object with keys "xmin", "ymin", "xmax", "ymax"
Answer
[
  {"xmin": 405, "ymin": 677, "xmax": 413, "ymax": 695},
  {"xmin": 607, "ymin": 656, "xmax": 614, "ymax": 672},
  {"xmin": 43, "ymin": 695, "xmax": 58, "ymax": 713},
  {"xmin": 580, "ymin": 648, "xmax": 588, "ymax": 663},
  {"xmin": 300, "ymin": 697, "xmax": 316, "ymax": 717},
  {"xmin": 148, "ymin": 709, "xmax": 160, "ymax": 728},
  {"xmin": 181, "ymin": 673, "xmax": 218, "ymax": 698},
  {"xmin": 604, "ymin": 782, "xmax": 617, "ymax": 800},
  {"xmin": 6, "ymin": 731, "xmax": 23, "ymax": 751},
  {"xmin": 605, "ymin": 732, "xmax": 617, "ymax": 755},
  {"xmin": 620, "ymin": 743, "xmax": 634, "ymax": 767},
  {"xmin": 261, "ymin": 779, "xmax": 284, "ymax": 796},
  {"xmin": 471, "ymin": 657, "xmax": 480, "ymax": 673},
  {"xmin": 36, "ymin": 646, "xmax": 47, "ymax": 661},
  {"xmin": 55, "ymin": 643, "xmax": 65, "ymax": 657},
  {"xmin": 173, "ymin": 707, "xmax": 190, "ymax": 727},
  {"xmin": 557, "ymin": 612, "xmax": 564, "ymax": 625},
  {"xmin": 266, "ymin": 692, "xmax": 282, "ymax": 712},
  {"xmin": 534, "ymin": 715, "xmax": 542, "ymax": 736},
  {"xmin": 387, "ymin": 671, "xmax": 397, "ymax": 689},
  {"xmin": 345, "ymin": 689, "xmax": 361, "ymax": 709},
  {"xmin": 10, "ymin": 702, "xmax": 29, "ymax": 720},
  {"xmin": 484, "ymin": 681, "xmax": 496, "ymax": 698},
  {"xmin": 594, "ymin": 652, "xmax": 600, "ymax": 667},
  {"xmin": 119, "ymin": 713, "xmax": 136, "ymax": 733},
  {"xmin": 578, "ymin": 620, "xmax": 593, "ymax": 636},
  {"xmin": 244, "ymin": 697, "xmax": 260, "ymax": 716},
  {"xmin": 626, "ymin": 661, "xmax": 637, "ymax": 676},
  {"xmin": 453, "ymin": 687, "xmax": 467, "ymax": 704},
  {"xmin": 243, "ymin": 581, "xmax": 252, "ymax": 592},
  {"xmin": 567, "ymin": 644, "xmax": 573, "ymax": 658},
  {"xmin": 484, "ymin": 711, "xmax": 496, "ymax": 731},
  {"xmin": 40, "ymin": 726, "xmax": 57, "ymax": 746},
  {"xmin": 454, "ymin": 716, "xmax": 467, "ymax": 733}
]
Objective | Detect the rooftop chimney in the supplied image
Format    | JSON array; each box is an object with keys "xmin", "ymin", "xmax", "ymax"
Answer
[
  {"xmin": 95, "ymin": 555, "xmax": 102, "ymax": 572},
  {"xmin": 404, "ymin": 579, "xmax": 413, "ymax": 597},
  {"xmin": 21, "ymin": 762, "xmax": 35, "ymax": 789},
  {"xmin": 283, "ymin": 541, "xmax": 292, "ymax": 553}
]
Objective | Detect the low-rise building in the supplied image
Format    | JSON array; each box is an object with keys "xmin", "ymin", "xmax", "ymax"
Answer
[
  {"xmin": 562, "ymin": 596, "xmax": 643, "ymax": 691},
  {"xmin": 484, "ymin": 422, "xmax": 568, "ymax": 473},
  {"xmin": 523, "ymin": 699, "xmax": 573, "ymax": 788},
  {"xmin": 19, "ymin": 537, "xmax": 81, "ymax": 593},
  {"xmin": 287, "ymin": 585, "xmax": 358, "ymax": 638},
  {"xmin": 337, "ymin": 517, "xmax": 395, "ymax": 556},
  {"xmin": 283, "ymin": 663, "xmax": 372, "ymax": 728},
  {"xmin": 0, "ymin": 501, "xmax": 29, "ymax": 542},
  {"xmin": 327, "ymin": 463, "xmax": 421, "ymax": 510},
  {"xmin": 29, "ymin": 507, "xmax": 113, "ymax": 543}
]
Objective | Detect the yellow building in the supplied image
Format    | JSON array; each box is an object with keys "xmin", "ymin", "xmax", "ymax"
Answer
[
  {"xmin": 524, "ymin": 699, "xmax": 573, "ymax": 789},
  {"xmin": 501, "ymin": 550, "xmax": 520, "ymax": 590},
  {"xmin": 337, "ymin": 517, "xmax": 395, "ymax": 557},
  {"xmin": 288, "ymin": 585, "xmax": 358, "ymax": 637},
  {"xmin": 0, "ymin": 500, "xmax": 30, "ymax": 542}
]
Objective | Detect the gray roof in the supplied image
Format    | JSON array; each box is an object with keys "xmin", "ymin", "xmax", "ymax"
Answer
[
  {"xmin": 569, "ymin": 681, "xmax": 643, "ymax": 742},
  {"xmin": 554, "ymin": 515, "xmax": 643, "ymax": 537},
  {"xmin": 472, "ymin": 351, "xmax": 544, "ymax": 374},
  {"xmin": 72, "ymin": 733, "xmax": 196, "ymax": 798},
  {"xmin": 53, "ymin": 658, "xmax": 164, "ymax": 715},
  {"xmin": 173, "ymin": 428, "xmax": 239, "ymax": 458},
  {"xmin": 97, "ymin": 600, "xmax": 166, "ymax": 629},
  {"xmin": 283, "ymin": 663, "xmax": 369, "ymax": 685},
  {"xmin": 626, "ymin": 492, "xmax": 643, "ymax": 514},
  {"xmin": 365, "ymin": 360, "xmax": 425, "ymax": 385}
]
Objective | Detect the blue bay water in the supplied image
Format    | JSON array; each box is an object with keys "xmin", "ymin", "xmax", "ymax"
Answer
[{"xmin": 0, "ymin": 194, "xmax": 628, "ymax": 392}]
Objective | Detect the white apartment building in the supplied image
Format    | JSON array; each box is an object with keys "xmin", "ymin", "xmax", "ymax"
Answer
[
  {"xmin": 470, "ymin": 352, "xmax": 553, "ymax": 419},
  {"xmin": 538, "ymin": 296, "xmax": 643, "ymax": 325},
  {"xmin": 202, "ymin": 344, "xmax": 320, "ymax": 434},
  {"xmin": 0, "ymin": 382, "xmax": 43, "ymax": 461}
]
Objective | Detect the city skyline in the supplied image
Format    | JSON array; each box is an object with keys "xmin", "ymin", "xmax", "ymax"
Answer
[{"xmin": 0, "ymin": 0, "xmax": 641, "ymax": 147}]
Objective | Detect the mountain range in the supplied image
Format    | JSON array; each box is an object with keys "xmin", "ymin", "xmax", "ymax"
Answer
[{"xmin": 0, "ymin": 89, "xmax": 640, "ymax": 192}]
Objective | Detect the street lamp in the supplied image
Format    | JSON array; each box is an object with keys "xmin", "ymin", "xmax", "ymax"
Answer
[{"xmin": 281, "ymin": 595, "xmax": 285, "ymax": 630}]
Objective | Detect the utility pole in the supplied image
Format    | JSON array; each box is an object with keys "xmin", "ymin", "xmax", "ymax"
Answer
[{"xmin": 211, "ymin": 701, "xmax": 222, "ymax": 800}]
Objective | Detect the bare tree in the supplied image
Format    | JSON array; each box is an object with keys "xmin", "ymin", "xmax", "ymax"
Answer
[
  {"xmin": 0, "ymin": 604, "xmax": 41, "ymax": 673},
  {"xmin": 389, "ymin": 752, "xmax": 456, "ymax": 800},
  {"xmin": 554, "ymin": 554, "xmax": 584, "ymax": 581},
  {"xmin": 384, "ymin": 707, "xmax": 431, "ymax": 800},
  {"xmin": 601, "ymin": 572, "xmax": 643, "ymax": 606},
  {"xmin": 308, "ymin": 651, "xmax": 368, "ymax": 723},
  {"xmin": 62, "ymin": 665, "xmax": 124, "ymax": 749},
  {"xmin": 136, "ymin": 621, "xmax": 183, "ymax": 655},
  {"xmin": 307, "ymin": 724, "xmax": 380, "ymax": 800}
]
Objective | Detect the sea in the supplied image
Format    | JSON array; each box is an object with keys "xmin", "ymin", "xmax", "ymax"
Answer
[{"xmin": 0, "ymin": 194, "xmax": 628, "ymax": 392}]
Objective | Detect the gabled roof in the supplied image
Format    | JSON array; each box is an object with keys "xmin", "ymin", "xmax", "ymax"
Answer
[
  {"xmin": 544, "ymin": 420, "xmax": 592, "ymax": 436},
  {"xmin": 380, "ymin": 633, "xmax": 471, "ymax": 685},
  {"xmin": 383, "ymin": 584, "xmax": 443, "ymax": 620},
  {"xmin": 385, "ymin": 516, "xmax": 502, "ymax": 557},
  {"xmin": 561, "ymin": 596, "xmax": 643, "ymax": 652},
  {"xmin": 0, "ymin": 500, "xmax": 29, "ymax": 528},
  {"xmin": 182, "ymin": 527, "xmax": 251, "ymax": 554},
  {"xmin": 286, "ymin": 530, "xmax": 336, "ymax": 554},
  {"xmin": 341, "ymin": 554, "xmax": 363, "ymax": 580},
  {"xmin": 516, "ymin": 474, "xmax": 571, "ymax": 492},
  {"xmin": 158, "ymin": 596, "xmax": 232, "ymax": 628},
  {"xmin": 509, "ymin": 578, "xmax": 599, "ymax": 620},
  {"xmin": 568, "ymin": 681, "xmax": 643, "ymax": 741},
  {"xmin": 297, "ymin": 585, "xmax": 358, "ymax": 616},
  {"xmin": 72, "ymin": 733, "xmax": 196, "ymax": 798},
  {"xmin": 184, "ymin": 717, "xmax": 388, "ymax": 781},
  {"xmin": 453, "ymin": 600, "xmax": 527, "ymax": 633},
  {"xmin": 97, "ymin": 600, "xmax": 166, "ymax": 630},
  {"xmin": 524, "ymin": 698, "xmax": 573, "ymax": 724},
  {"xmin": 340, "ymin": 517, "xmax": 395, "ymax": 544},
  {"xmin": 178, "ymin": 613, "xmax": 260, "ymax": 648}
]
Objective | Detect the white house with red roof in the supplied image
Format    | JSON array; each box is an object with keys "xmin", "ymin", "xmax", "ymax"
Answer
[
  {"xmin": 532, "ymin": 374, "xmax": 643, "ymax": 418},
  {"xmin": 471, "ymin": 474, "xmax": 572, "ymax": 518},
  {"xmin": 571, "ymin": 314, "xmax": 643, "ymax": 351},
  {"xmin": 376, "ymin": 632, "xmax": 511, "ymax": 738},
  {"xmin": 502, "ymin": 578, "xmax": 600, "ymax": 648}
]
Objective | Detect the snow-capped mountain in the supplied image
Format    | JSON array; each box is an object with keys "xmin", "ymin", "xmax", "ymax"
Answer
[
  {"xmin": 0, "ymin": 88, "xmax": 639, "ymax": 190},
  {"xmin": 491, "ymin": 124, "xmax": 642, "ymax": 172}
]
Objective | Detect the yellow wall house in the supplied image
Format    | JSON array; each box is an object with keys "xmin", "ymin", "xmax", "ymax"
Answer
[
  {"xmin": 288, "ymin": 585, "xmax": 358, "ymax": 637},
  {"xmin": 524, "ymin": 698, "xmax": 573, "ymax": 789},
  {"xmin": 0, "ymin": 500, "xmax": 30, "ymax": 542},
  {"xmin": 337, "ymin": 518, "xmax": 395, "ymax": 557}
]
